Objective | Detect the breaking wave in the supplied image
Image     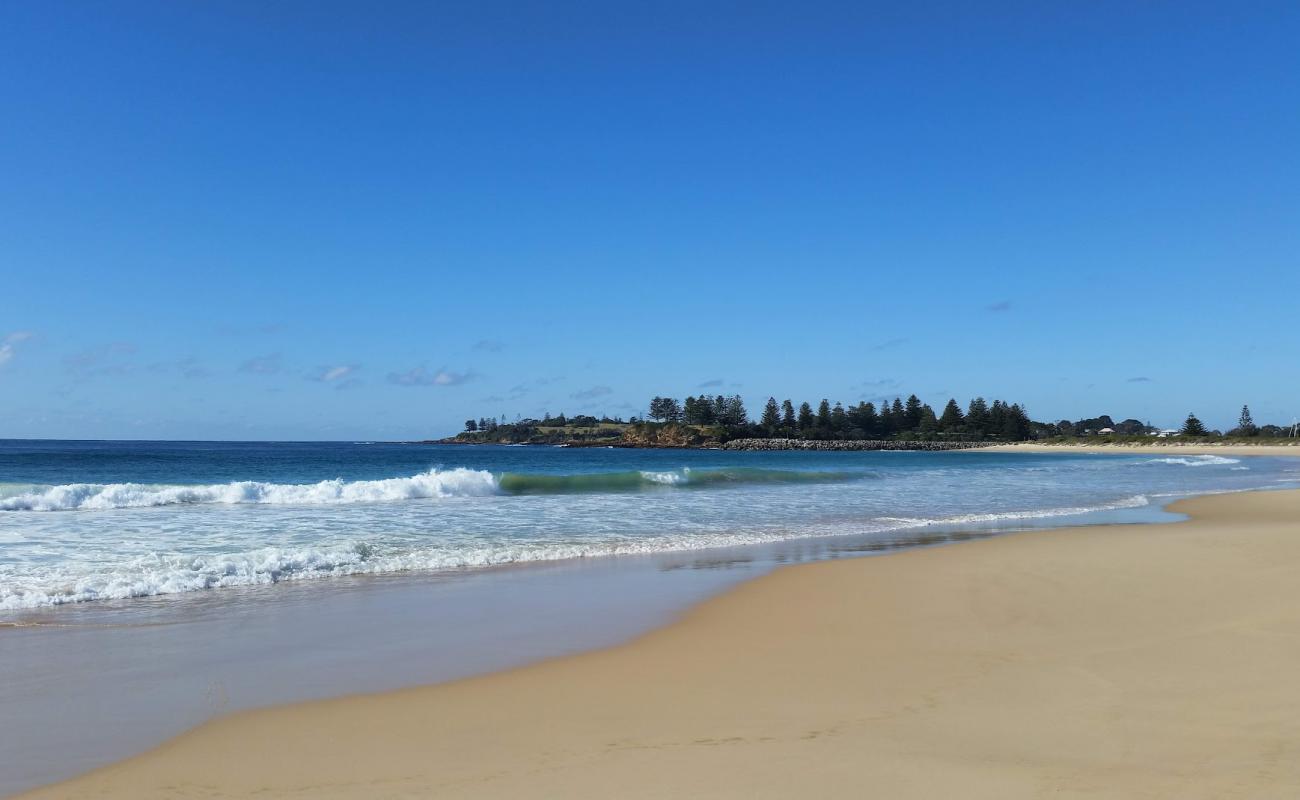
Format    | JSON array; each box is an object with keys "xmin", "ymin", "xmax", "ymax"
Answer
[
  {"xmin": 1141, "ymin": 455, "xmax": 1241, "ymax": 467},
  {"xmin": 0, "ymin": 493, "xmax": 1154, "ymax": 609},
  {"xmin": 0, "ymin": 467, "xmax": 869, "ymax": 511},
  {"xmin": 0, "ymin": 468, "xmax": 499, "ymax": 512},
  {"xmin": 497, "ymin": 467, "xmax": 867, "ymax": 495}
]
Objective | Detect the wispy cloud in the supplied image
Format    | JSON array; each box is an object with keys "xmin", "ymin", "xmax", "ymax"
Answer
[
  {"xmin": 571, "ymin": 385, "xmax": 613, "ymax": 400},
  {"xmin": 310, "ymin": 364, "xmax": 360, "ymax": 384},
  {"xmin": 986, "ymin": 300, "xmax": 1013, "ymax": 312},
  {"xmin": 868, "ymin": 338, "xmax": 909, "ymax": 352},
  {"xmin": 472, "ymin": 339, "xmax": 504, "ymax": 353},
  {"xmin": 1127, "ymin": 376, "xmax": 1152, "ymax": 383},
  {"xmin": 0, "ymin": 331, "xmax": 35, "ymax": 368},
  {"xmin": 697, "ymin": 378, "xmax": 724, "ymax": 388},
  {"xmin": 239, "ymin": 353, "xmax": 284, "ymax": 375},
  {"xmin": 387, "ymin": 366, "xmax": 476, "ymax": 387}
]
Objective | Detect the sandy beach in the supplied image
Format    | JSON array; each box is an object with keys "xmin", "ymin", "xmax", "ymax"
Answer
[{"xmin": 17, "ymin": 488, "xmax": 1300, "ymax": 799}]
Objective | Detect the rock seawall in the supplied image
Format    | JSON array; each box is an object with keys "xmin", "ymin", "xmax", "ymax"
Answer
[{"xmin": 722, "ymin": 439, "xmax": 992, "ymax": 452}]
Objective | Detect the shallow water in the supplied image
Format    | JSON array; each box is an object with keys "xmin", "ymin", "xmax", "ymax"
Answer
[
  {"xmin": 3, "ymin": 441, "xmax": 1295, "ymax": 611},
  {"xmin": 2, "ymin": 441, "xmax": 1299, "ymax": 795}
]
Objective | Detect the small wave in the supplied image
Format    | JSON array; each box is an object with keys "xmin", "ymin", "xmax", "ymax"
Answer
[
  {"xmin": 0, "ymin": 468, "xmax": 498, "ymax": 512},
  {"xmin": 0, "ymin": 493, "xmax": 1157, "ymax": 609},
  {"xmin": 496, "ymin": 467, "xmax": 867, "ymax": 495},
  {"xmin": 1141, "ymin": 455, "xmax": 1241, "ymax": 467},
  {"xmin": 880, "ymin": 494, "xmax": 1151, "ymax": 528}
]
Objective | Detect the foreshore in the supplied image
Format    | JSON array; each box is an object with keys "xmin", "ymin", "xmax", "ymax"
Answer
[
  {"xmin": 20, "ymin": 488, "xmax": 1300, "ymax": 799},
  {"xmin": 981, "ymin": 442, "xmax": 1300, "ymax": 456}
]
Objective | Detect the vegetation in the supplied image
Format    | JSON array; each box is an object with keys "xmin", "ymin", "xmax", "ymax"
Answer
[{"xmin": 446, "ymin": 397, "xmax": 1296, "ymax": 448}]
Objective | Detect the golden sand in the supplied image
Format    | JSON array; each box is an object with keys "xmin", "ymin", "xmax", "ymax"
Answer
[{"xmin": 20, "ymin": 490, "xmax": 1300, "ymax": 799}]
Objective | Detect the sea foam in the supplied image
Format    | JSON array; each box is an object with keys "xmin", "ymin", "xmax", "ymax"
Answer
[
  {"xmin": 0, "ymin": 468, "xmax": 499, "ymax": 512},
  {"xmin": 1141, "ymin": 455, "xmax": 1241, "ymax": 467}
]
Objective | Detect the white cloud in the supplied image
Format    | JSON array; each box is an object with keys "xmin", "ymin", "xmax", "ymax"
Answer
[
  {"xmin": 0, "ymin": 331, "xmax": 34, "ymax": 367},
  {"xmin": 312, "ymin": 364, "xmax": 358, "ymax": 383},
  {"xmin": 387, "ymin": 366, "xmax": 476, "ymax": 387}
]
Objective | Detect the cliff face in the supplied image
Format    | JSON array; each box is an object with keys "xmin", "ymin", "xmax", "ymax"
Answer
[{"xmin": 619, "ymin": 423, "xmax": 713, "ymax": 448}]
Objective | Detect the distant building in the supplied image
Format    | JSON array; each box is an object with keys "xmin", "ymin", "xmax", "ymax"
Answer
[{"xmin": 1097, "ymin": 427, "xmax": 1115, "ymax": 435}]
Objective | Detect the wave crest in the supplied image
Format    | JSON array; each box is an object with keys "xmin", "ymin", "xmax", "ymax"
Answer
[
  {"xmin": 0, "ymin": 468, "xmax": 499, "ymax": 512},
  {"xmin": 1142, "ymin": 455, "xmax": 1241, "ymax": 467}
]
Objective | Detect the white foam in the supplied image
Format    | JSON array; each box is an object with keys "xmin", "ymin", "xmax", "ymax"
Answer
[
  {"xmin": 1142, "ymin": 455, "xmax": 1241, "ymax": 467},
  {"xmin": 0, "ymin": 468, "xmax": 499, "ymax": 512},
  {"xmin": 0, "ymin": 494, "xmax": 1162, "ymax": 609},
  {"xmin": 880, "ymin": 494, "xmax": 1151, "ymax": 528},
  {"xmin": 640, "ymin": 470, "xmax": 687, "ymax": 485}
]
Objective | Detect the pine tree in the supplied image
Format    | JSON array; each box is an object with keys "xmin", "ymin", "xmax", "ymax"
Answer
[
  {"xmin": 817, "ymin": 399, "xmax": 832, "ymax": 428},
  {"xmin": 918, "ymin": 404, "xmax": 939, "ymax": 433},
  {"xmin": 988, "ymin": 400, "xmax": 1008, "ymax": 436},
  {"xmin": 722, "ymin": 395, "xmax": 748, "ymax": 426},
  {"xmin": 904, "ymin": 394, "xmax": 924, "ymax": 430},
  {"xmin": 797, "ymin": 402, "xmax": 815, "ymax": 431},
  {"xmin": 851, "ymin": 401, "xmax": 879, "ymax": 437},
  {"xmin": 967, "ymin": 397, "xmax": 990, "ymax": 435},
  {"xmin": 938, "ymin": 398, "xmax": 965, "ymax": 431},
  {"xmin": 1181, "ymin": 413, "xmax": 1207, "ymax": 437},
  {"xmin": 761, "ymin": 397, "xmax": 781, "ymax": 431},
  {"xmin": 1238, "ymin": 405, "xmax": 1257, "ymax": 436},
  {"xmin": 1004, "ymin": 403, "xmax": 1031, "ymax": 440},
  {"xmin": 830, "ymin": 402, "xmax": 848, "ymax": 433},
  {"xmin": 878, "ymin": 400, "xmax": 895, "ymax": 436},
  {"xmin": 781, "ymin": 399, "xmax": 796, "ymax": 429}
]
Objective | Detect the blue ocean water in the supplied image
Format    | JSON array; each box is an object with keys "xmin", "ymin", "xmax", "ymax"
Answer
[{"xmin": 2, "ymin": 440, "xmax": 1298, "ymax": 611}]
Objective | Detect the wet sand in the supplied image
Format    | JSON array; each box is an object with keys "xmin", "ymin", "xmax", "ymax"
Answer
[{"xmin": 18, "ymin": 489, "xmax": 1300, "ymax": 799}]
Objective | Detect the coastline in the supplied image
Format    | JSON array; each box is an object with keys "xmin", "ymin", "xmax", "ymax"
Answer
[
  {"xmin": 20, "ymin": 488, "xmax": 1300, "ymax": 799},
  {"xmin": 980, "ymin": 442, "xmax": 1300, "ymax": 456}
]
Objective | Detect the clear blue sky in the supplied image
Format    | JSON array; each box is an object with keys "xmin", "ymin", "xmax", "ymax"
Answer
[{"xmin": 2, "ymin": 1, "xmax": 1297, "ymax": 439}]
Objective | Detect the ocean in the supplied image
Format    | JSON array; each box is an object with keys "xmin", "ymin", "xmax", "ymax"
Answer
[
  {"xmin": 3, "ymin": 440, "xmax": 1298, "ymax": 611},
  {"xmin": 4, "ymin": 440, "xmax": 1300, "ymax": 794}
]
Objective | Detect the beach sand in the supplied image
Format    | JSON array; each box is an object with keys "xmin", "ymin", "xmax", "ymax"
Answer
[{"xmin": 18, "ymin": 489, "xmax": 1300, "ymax": 799}]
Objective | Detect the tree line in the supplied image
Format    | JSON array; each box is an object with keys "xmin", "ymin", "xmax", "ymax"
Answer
[{"xmin": 646, "ymin": 393, "xmax": 1034, "ymax": 440}]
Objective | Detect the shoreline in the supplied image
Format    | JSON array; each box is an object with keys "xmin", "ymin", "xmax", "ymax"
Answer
[
  {"xmin": 19, "ymin": 488, "xmax": 1300, "ymax": 799},
  {"xmin": 979, "ymin": 442, "xmax": 1300, "ymax": 456}
]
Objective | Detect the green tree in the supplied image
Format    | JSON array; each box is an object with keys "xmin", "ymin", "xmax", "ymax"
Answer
[
  {"xmin": 761, "ymin": 397, "xmax": 781, "ymax": 431},
  {"xmin": 781, "ymin": 399, "xmax": 796, "ymax": 429},
  {"xmin": 938, "ymin": 398, "xmax": 964, "ymax": 431},
  {"xmin": 1181, "ymin": 412, "xmax": 1208, "ymax": 437},
  {"xmin": 850, "ymin": 401, "xmax": 878, "ymax": 437},
  {"xmin": 817, "ymin": 398, "xmax": 832, "ymax": 428},
  {"xmin": 1003, "ymin": 403, "xmax": 1031, "ymax": 440},
  {"xmin": 878, "ymin": 400, "xmax": 895, "ymax": 436},
  {"xmin": 918, "ymin": 404, "xmax": 939, "ymax": 433},
  {"xmin": 904, "ymin": 394, "xmax": 924, "ymax": 430},
  {"xmin": 830, "ymin": 402, "xmax": 848, "ymax": 434},
  {"xmin": 797, "ymin": 402, "xmax": 815, "ymax": 431},
  {"xmin": 967, "ymin": 397, "xmax": 990, "ymax": 435},
  {"xmin": 1237, "ymin": 405, "xmax": 1257, "ymax": 436},
  {"xmin": 464, "ymin": 419, "xmax": 478, "ymax": 432}
]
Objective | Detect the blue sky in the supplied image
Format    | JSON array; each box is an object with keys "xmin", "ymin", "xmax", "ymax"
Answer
[{"xmin": 2, "ymin": 1, "xmax": 1297, "ymax": 439}]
